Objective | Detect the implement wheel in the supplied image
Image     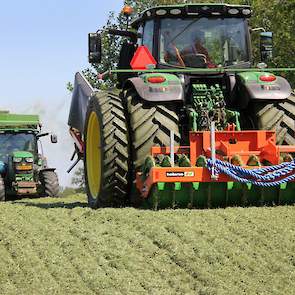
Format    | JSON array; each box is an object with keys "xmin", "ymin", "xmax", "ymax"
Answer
[
  {"xmin": 243, "ymin": 93, "xmax": 295, "ymax": 145},
  {"xmin": 124, "ymin": 88, "xmax": 180, "ymax": 205},
  {"xmin": 84, "ymin": 92, "xmax": 130, "ymax": 208}
]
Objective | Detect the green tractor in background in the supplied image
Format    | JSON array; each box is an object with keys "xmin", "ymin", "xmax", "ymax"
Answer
[
  {"xmin": 0, "ymin": 111, "xmax": 59, "ymax": 201},
  {"xmin": 69, "ymin": 3, "xmax": 295, "ymax": 209}
]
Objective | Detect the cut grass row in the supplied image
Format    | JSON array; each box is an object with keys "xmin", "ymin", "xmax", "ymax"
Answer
[{"xmin": 0, "ymin": 195, "xmax": 295, "ymax": 294}]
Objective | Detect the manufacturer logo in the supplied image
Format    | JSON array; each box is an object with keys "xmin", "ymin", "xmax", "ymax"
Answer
[
  {"xmin": 166, "ymin": 171, "xmax": 195, "ymax": 177},
  {"xmin": 166, "ymin": 172, "xmax": 184, "ymax": 177}
]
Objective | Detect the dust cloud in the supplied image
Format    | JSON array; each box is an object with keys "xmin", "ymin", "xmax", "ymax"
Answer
[{"xmin": 18, "ymin": 95, "xmax": 79, "ymax": 187}]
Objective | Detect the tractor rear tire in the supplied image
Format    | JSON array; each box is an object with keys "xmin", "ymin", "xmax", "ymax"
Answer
[
  {"xmin": 84, "ymin": 92, "xmax": 130, "ymax": 208},
  {"xmin": 126, "ymin": 89, "xmax": 181, "ymax": 171},
  {"xmin": 242, "ymin": 93, "xmax": 295, "ymax": 145},
  {"xmin": 125, "ymin": 89, "xmax": 180, "ymax": 205},
  {"xmin": 0, "ymin": 176, "xmax": 5, "ymax": 201},
  {"xmin": 40, "ymin": 170, "xmax": 59, "ymax": 197}
]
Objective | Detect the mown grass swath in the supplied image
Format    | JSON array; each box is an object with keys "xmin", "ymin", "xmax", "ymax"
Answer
[{"xmin": 0, "ymin": 195, "xmax": 295, "ymax": 294}]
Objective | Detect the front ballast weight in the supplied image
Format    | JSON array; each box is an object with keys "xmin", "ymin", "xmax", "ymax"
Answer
[{"xmin": 136, "ymin": 127, "xmax": 295, "ymax": 209}]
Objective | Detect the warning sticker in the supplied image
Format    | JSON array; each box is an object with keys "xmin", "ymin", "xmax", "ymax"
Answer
[{"xmin": 166, "ymin": 171, "xmax": 195, "ymax": 177}]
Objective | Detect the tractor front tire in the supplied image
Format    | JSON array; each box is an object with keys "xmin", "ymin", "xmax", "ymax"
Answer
[
  {"xmin": 0, "ymin": 176, "xmax": 6, "ymax": 201},
  {"xmin": 84, "ymin": 92, "xmax": 130, "ymax": 208},
  {"xmin": 242, "ymin": 93, "xmax": 295, "ymax": 145},
  {"xmin": 40, "ymin": 170, "xmax": 59, "ymax": 197}
]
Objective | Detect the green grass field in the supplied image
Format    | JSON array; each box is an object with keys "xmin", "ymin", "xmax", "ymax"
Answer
[{"xmin": 0, "ymin": 195, "xmax": 295, "ymax": 295}]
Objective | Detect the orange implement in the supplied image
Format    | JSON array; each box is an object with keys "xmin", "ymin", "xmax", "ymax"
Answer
[
  {"xmin": 137, "ymin": 130, "xmax": 295, "ymax": 199},
  {"xmin": 152, "ymin": 130, "xmax": 281, "ymax": 165}
]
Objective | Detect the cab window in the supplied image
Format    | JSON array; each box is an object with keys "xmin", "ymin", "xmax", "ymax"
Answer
[
  {"xmin": 142, "ymin": 20, "xmax": 154, "ymax": 54},
  {"xmin": 137, "ymin": 25, "xmax": 143, "ymax": 46}
]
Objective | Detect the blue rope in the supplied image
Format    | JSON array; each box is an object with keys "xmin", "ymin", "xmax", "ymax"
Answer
[{"xmin": 207, "ymin": 159, "xmax": 295, "ymax": 187}]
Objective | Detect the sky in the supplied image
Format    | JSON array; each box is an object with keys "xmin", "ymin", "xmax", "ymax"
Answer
[{"xmin": 0, "ymin": 0, "xmax": 123, "ymax": 186}]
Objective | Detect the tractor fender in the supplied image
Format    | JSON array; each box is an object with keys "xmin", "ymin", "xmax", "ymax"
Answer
[
  {"xmin": 236, "ymin": 72, "xmax": 292, "ymax": 108},
  {"xmin": 124, "ymin": 74, "xmax": 184, "ymax": 102},
  {"xmin": 68, "ymin": 72, "xmax": 95, "ymax": 134}
]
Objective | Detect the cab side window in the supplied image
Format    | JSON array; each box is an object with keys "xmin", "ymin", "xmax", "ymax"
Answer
[
  {"xmin": 137, "ymin": 25, "xmax": 143, "ymax": 46},
  {"xmin": 142, "ymin": 20, "xmax": 154, "ymax": 54}
]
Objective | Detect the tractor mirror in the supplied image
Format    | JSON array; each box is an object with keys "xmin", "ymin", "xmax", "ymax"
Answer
[
  {"xmin": 51, "ymin": 134, "xmax": 58, "ymax": 144},
  {"xmin": 260, "ymin": 32, "xmax": 273, "ymax": 62},
  {"xmin": 88, "ymin": 33, "xmax": 102, "ymax": 63}
]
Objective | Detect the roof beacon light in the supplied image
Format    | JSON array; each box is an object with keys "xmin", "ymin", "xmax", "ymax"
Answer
[{"xmin": 122, "ymin": 5, "xmax": 134, "ymax": 16}]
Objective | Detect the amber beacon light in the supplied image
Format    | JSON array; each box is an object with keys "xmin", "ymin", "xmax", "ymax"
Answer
[{"xmin": 122, "ymin": 5, "xmax": 134, "ymax": 16}]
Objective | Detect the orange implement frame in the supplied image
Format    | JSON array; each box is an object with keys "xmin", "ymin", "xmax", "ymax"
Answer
[{"xmin": 136, "ymin": 130, "xmax": 295, "ymax": 199}]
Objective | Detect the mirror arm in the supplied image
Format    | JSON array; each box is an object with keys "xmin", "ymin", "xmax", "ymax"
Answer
[
  {"xmin": 107, "ymin": 29, "xmax": 140, "ymax": 42},
  {"xmin": 37, "ymin": 132, "xmax": 49, "ymax": 139}
]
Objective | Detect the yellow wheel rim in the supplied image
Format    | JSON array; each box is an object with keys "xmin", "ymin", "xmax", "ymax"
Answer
[{"xmin": 86, "ymin": 111, "xmax": 101, "ymax": 198}]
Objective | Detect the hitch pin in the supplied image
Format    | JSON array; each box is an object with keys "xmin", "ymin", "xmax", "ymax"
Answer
[
  {"xmin": 210, "ymin": 121, "xmax": 218, "ymax": 180},
  {"xmin": 170, "ymin": 130, "xmax": 175, "ymax": 167}
]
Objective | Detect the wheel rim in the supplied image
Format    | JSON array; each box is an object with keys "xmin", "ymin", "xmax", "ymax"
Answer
[{"xmin": 86, "ymin": 111, "xmax": 101, "ymax": 198}]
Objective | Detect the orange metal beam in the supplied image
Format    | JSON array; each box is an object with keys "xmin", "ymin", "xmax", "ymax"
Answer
[{"xmin": 278, "ymin": 145, "xmax": 295, "ymax": 154}]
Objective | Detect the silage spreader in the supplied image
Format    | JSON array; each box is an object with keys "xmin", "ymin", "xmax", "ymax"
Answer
[{"xmin": 68, "ymin": 3, "xmax": 295, "ymax": 209}]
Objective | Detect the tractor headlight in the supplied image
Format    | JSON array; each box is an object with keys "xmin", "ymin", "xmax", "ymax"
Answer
[
  {"xmin": 25, "ymin": 158, "xmax": 34, "ymax": 163},
  {"xmin": 13, "ymin": 158, "xmax": 22, "ymax": 163}
]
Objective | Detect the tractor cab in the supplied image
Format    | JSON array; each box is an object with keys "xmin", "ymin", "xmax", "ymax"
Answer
[
  {"xmin": 89, "ymin": 3, "xmax": 275, "ymax": 72},
  {"xmin": 0, "ymin": 132, "xmax": 37, "ymax": 164},
  {"xmin": 132, "ymin": 4, "xmax": 252, "ymax": 69}
]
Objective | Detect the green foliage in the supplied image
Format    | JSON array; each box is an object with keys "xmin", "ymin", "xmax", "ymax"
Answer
[
  {"xmin": 66, "ymin": 82, "xmax": 74, "ymax": 93},
  {"xmin": 71, "ymin": 166, "xmax": 85, "ymax": 193},
  {"xmin": 250, "ymin": 0, "xmax": 295, "ymax": 87},
  {"xmin": 83, "ymin": 10, "xmax": 130, "ymax": 89}
]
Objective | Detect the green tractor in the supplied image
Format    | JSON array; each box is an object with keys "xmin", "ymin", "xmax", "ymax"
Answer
[
  {"xmin": 0, "ymin": 111, "xmax": 59, "ymax": 201},
  {"xmin": 68, "ymin": 3, "xmax": 295, "ymax": 209}
]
